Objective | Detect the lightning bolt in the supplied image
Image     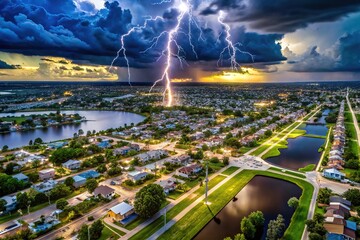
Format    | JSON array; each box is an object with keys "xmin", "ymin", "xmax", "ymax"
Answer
[
  {"xmin": 149, "ymin": 1, "xmax": 192, "ymax": 107},
  {"xmin": 217, "ymin": 10, "xmax": 254, "ymax": 71},
  {"xmin": 111, "ymin": 0, "xmax": 202, "ymax": 107}
]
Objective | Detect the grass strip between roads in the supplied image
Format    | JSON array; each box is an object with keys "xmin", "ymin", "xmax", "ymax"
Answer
[
  {"xmin": 221, "ymin": 166, "xmax": 240, "ymax": 176},
  {"xmin": 157, "ymin": 170, "xmax": 313, "ymax": 240},
  {"xmin": 129, "ymin": 174, "xmax": 226, "ymax": 240}
]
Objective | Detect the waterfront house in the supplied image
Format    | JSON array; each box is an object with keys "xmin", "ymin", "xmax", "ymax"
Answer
[{"xmin": 323, "ymin": 168, "xmax": 345, "ymax": 180}]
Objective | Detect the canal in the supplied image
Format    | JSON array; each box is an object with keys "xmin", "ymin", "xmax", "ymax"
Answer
[
  {"xmin": 0, "ymin": 110, "xmax": 145, "ymax": 149},
  {"xmin": 265, "ymin": 109, "xmax": 330, "ymax": 170},
  {"xmin": 194, "ymin": 176, "xmax": 302, "ymax": 240}
]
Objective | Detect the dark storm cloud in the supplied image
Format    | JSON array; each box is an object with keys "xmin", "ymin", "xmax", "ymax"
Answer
[
  {"xmin": 0, "ymin": 60, "xmax": 17, "ymax": 69},
  {"xmin": 201, "ymin": 0, "xmax": 360, "ymax": 33},
  {"xmin": 0, "ymin": 0, "xmax": 285, "ymax": 71},
  {"xmin": 290, "ymin": 30, "xmax": 360, "ymax": 72}
]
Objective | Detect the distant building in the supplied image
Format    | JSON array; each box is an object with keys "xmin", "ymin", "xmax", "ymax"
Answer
[
  {"xmin": 12, "ymin": 173, "xmax": 29, "ymax": 182},
  {"xmin": 38, "ymin": 168, "xmax": 55, "ymax": 180},
  {"xmin": 93, "ymin": 185, "xmax": 115, "ymax": 199},
  {"xmin": 108, "ymin": 202, "xmax": 135, "ymax": 221},
  {"xmin": 62, "ymin": 159, "xmax": 81, "ymax": 170}
]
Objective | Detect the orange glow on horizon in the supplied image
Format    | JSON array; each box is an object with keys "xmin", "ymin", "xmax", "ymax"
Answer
[{"xmin": 200, "ymin": 68, "xmax": 265, "ymax": 83}]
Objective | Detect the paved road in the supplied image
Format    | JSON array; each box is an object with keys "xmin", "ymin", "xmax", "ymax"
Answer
[{"xmin": 347, "ymin": 88, "xmax": 360, "ymax": 146}]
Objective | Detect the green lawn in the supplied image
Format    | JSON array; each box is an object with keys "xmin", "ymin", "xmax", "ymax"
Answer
[
  {"xmin": 103, "ymin": 220, "xmax": 125, "ymax": 236},
  {"xmin": 129, "ymin": 175, "xmax": 227, "ymax": 240},
  {"xmin": 99, "ymin": 226, "xmax": 119, "ymax": 240},
  {"xmin": 124, "ymin": 200, "xmax": 170, "ymax": 230},
  {"xmin": 157, "ymin": 170, "xmax": 313, "ymax": 240},
  {"xmin": 221, "ymin": 166, "xmax": 240, "ymax": 176},
  {"xmin": 298, "ymin": 164, "xmax": 316, "ymax": 172},
  {"xmin": 262, "ymin": 139, "xmax": 288, "ymax": 159},
  {"xmin": 0, "ymin": 116, "xmax": 27, "ymax": 123}
]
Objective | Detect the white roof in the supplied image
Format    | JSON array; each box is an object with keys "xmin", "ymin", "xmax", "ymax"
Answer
[
  {"xmin": 39, "ymin": 168, "xmax": 55, "ymax": 174},
  {"xmin": 109, "ymin": 202, "xmax": 133, "ymax": 215},
  {"xmin": 324, "ymin": 168, "xmax": 345, "ymax": 176}
]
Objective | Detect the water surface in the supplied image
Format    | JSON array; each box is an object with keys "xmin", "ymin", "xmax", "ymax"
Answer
[
  {"xmin": 0, "ymin": 110, "xmax": 145, "ymax": 148},
  {"xmin": 194, "ymin": 176, "xmax": 302, "ymax": 240}
]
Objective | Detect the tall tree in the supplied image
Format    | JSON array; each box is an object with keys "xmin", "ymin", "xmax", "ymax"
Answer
[
  {"xmin": 134, "ymin": 184, "xmax": 165, "ymax": 218},
  {"xmin": 266, "ymin": 214, "xmax": 285, "ymax": 240},
  {"xmin": 241, "ymin": 216, "xmax": 256, "ymax": 239},
  {"xmin": 85, "ymin": 179, "xmax": 98, "ymax": 193}
]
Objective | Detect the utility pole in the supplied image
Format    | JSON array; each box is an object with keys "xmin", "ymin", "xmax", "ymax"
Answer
[
  {"xmin": 88, "ymin": 225, "xmax": 90, "ymax": 240},
  {"xmin": 205, "ymin": 160, "xmax": 209, "ymax": 204}
]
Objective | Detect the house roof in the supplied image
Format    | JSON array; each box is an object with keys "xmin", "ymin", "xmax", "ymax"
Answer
[
  {"xmin": 73, "ymin": 175, "xmax": 86, "ymax": 182},
  {"xmin": 39, "ymin": 168, "xmax": 55, "ymax": 174},
  {"xmin": 324, "ymin": 168, "xmax": 345, "ymax": 176},
  {"xmin": 329, "ymin": 196, "xmax": 351, "ymax": 207},
  {"xmin": 12, "ymin": 173, "xmax": 29, "ymax": 181},
  {"xmin": 94, "ymin": 185, "xmax": 114, "ymax": 196},
  {"xmin": 62, "ymin": 159, "xmax": 80, "ymax": 165},
  {"xmin": 109, "ymin": 202, "xmax": 133, "ymax": 215}
]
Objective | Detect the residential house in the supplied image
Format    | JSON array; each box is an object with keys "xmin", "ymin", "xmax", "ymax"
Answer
[
  {"xmin": 324, "ymin": 196, "xmax": 356, "ymax": 240},
  {"xmin": 39, "ymin": 168, "xmax": 55, "ymax": 180},
  {"xmin": 108, "ymin": 202, "xmax": 135, "ymax": 221},
  {"xmin": 176, "ymin": 164, "xmax": 203, "ymax": 178},
  {"xmin": 72, "ymin": 175, "xmax": 87, "ymax": 188},
  {"xmin": 0, "ymin": 196, "xmax": 17, "ymax": 213},
  {"xmin": 93, "ymin": 185, "xmax": 115, "ymax": 199},
  {"xmin": 114, "ymin": 146, "xmax": 132, "ymax": 156},
  {"xmin": 127, "ymin": 171, "xmax": 149, "ymax": 182},
  {"xmin": 32, "ymin": 180, "xmax": 58, "ymax": 193},
  {"xmin": 78, "ymin": 170, "xmax": 100, "ymax": 179},
  {"xmin": 323, "ymin": 168, "xmax": 345, "ymax": 181},
  {"xmin": 157, "ymin": 178, "xmax": 181, "ymax": 195},
  {"xmin": 62, "ymin": 159, "xmax": 81, "ymax": 170},
  {"xmin": 12, "ymin": 173, "xmax": 29, "ymax": 182}
]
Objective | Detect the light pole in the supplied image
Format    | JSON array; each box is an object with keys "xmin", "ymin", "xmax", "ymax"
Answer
[
  {"xmin": 205, "ymin": 160, "xmax": 209, "ymax": 205},
  {"xmin": 164, "ymin": 207, "xmax": 167, "ymax": 230}
]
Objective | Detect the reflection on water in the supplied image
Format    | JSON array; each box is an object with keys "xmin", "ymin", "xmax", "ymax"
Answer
[
  {"xmin": 194, "ymin": 176, "xmax": 302, "ymax": 240},
  {"xmin": 266, "ymin": 136, "xmax": 325, "ymax": 170},
  {"xmin": 0, "ymin": 110, "xmax": 145, "ymax": 148}
]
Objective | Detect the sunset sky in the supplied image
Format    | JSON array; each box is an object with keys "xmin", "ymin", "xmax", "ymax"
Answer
[{"xmin": 0, "ymin": 0, "xmax": 360, "ymax": 82}]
